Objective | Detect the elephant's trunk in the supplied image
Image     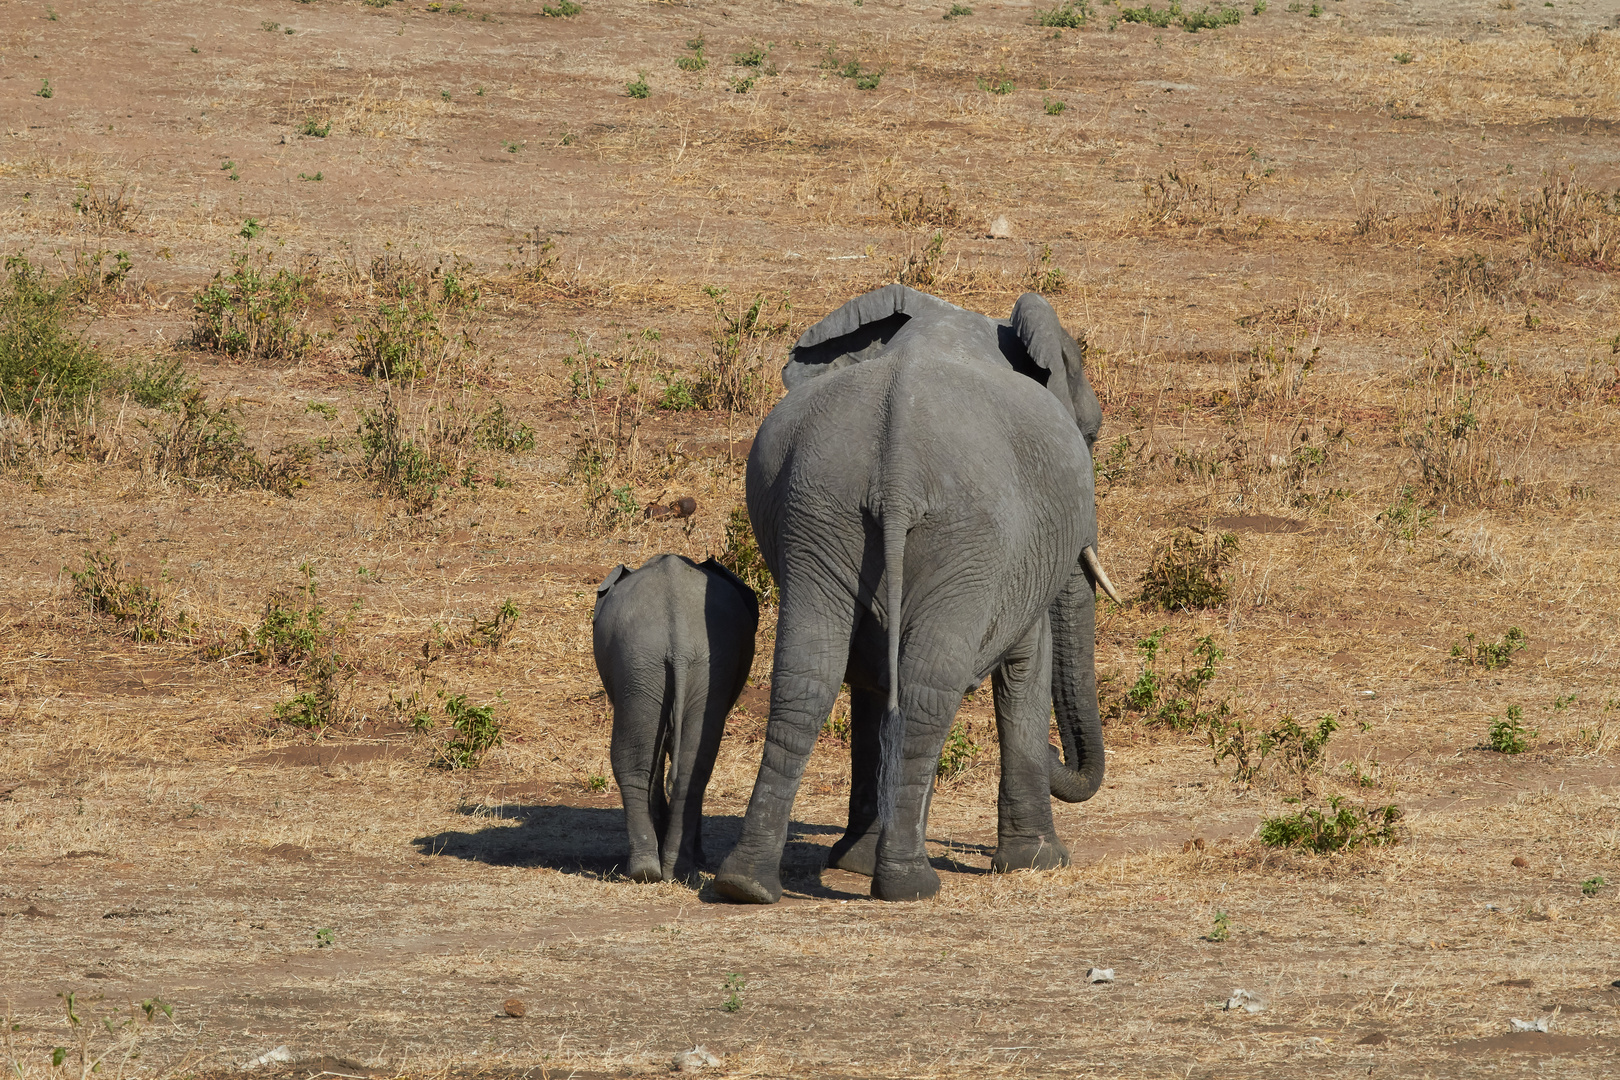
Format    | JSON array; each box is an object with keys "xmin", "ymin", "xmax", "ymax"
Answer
[{"xmin": 1049, "ymin": 562, "xmax": 1105, "ymax": 803}]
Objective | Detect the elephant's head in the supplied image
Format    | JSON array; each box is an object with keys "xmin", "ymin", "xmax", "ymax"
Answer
[{"xmin": 783, "ymin": 284, "xmax": 1118, "ymax": 804}]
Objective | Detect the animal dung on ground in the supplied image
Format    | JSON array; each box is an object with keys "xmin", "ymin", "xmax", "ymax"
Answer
[
  {"xmin": 1224, "ymin": 988, "xmax": 1266, "ymax": 1014},
  {"xmin": 671, "ymin": 1045, "xmax": 722, "ymax": 1071},
  {"xmin": 645, "ymin": 496, "xmax": 698, "ymax": 521},
  {"xmin": 1509, "ymin": 1016, "xmax": 1552, "ymax": 1032},
  {"xmin": 1086, "ymin": 967, "xmax": 1115, "ymax": 983},
  {"xmin": 987, "ymin": 214, "xmax": 1012, "ymax": 239},
  {"xmin": 1512, "ymin": 856, "xmax": 1530, "ymax": 868},
  {"xmin": 503, "ymin": 997, "xmax": 526, "ymax": 1017}
]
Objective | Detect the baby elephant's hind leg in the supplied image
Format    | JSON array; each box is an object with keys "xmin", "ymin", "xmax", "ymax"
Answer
[
  {"xmin": 610, "ymin": 694, "xmax": 668, "ymax": 884},
  {"xmin": 661, "ymin": 667, "xmax": 728, "ymax": 882}
]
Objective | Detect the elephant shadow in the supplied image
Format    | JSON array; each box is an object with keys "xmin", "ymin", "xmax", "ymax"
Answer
[
  {"xmin": 411, "ymin": 804, "xmax": 845, "ymax": 886},
  {"xmin": 412, "ymin": 804, "xmax": 992, "ymax": 898}
]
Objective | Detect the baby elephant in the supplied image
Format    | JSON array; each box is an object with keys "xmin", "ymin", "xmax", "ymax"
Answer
[{"xmin": 593, "ymin": 555, "xmax": 758, "ymax": 883}]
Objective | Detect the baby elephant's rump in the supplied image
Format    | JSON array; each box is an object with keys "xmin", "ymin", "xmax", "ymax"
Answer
[{"xmin": 592, "ymin": 555, "xmax": 759, "ymax": 882}]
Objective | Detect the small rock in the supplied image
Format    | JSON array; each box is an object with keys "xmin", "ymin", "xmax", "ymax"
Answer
[
  {"xmin": 1509, "ymin": 1016, "xmax": 1551, "ymax": 1033},
  {"xmin": 1086, "ymin": 967, "xmax": 1114, "ymax": 984},
  {"xmin": 241, "ymin": 1046, "xmax": 294, "ymax": 1071},
  {"xmin": 1512, "ymin": 856, "xmax": 1529, "ymax": 868},
  {"xmin": 671, "ymin": 1045, "xmax": 721, "ymax": 1072},
  {"xmin": 503, "ymin": 998, "xmax": 526, "ymax": 1018},
  {"xmin": 988, "ymin": 215, "xmax": 1012, "ymax": 239},
  {"xmin": 1225, "ymin": 988, "xmax": 1266, "ymax": 1014}
]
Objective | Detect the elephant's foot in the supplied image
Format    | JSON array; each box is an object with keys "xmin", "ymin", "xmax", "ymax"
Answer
[
  {"xmin": 871, "ymin": 858, "xmax": 941, "ymax": 902},
  {"xmin": 625, "ymin": 853, "xmax": 663, "ymax": 883},
  {"xmin": 714, "ymin": 851, "xmax": 783, "ymax": 904},
  {"xmin": 827, "ymin": 830, "xmax": 879, "ymax": 877},
  {"xmin": 991, "ymin": 835, "xmax": 1071, "ymax": 873}
]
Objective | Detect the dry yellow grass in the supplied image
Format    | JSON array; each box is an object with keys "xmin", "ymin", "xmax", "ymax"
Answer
[{"xmin": 2, "ymin": 0, "xmax": 1620, "ymax": 1076}]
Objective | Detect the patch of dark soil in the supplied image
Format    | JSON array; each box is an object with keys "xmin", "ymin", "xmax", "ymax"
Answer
[
  {"xmin": 735, "ymin": 684, "xmax": 771, "ymax": 717},
  {"xmin": 2, "ymin": 905, "xmax": 59, "ymax": 918},
  {"xmin": 265, "ymin": 844, "xmax": 316, "ymax": 863},
  {"xmin": 1448, "ymin": 1032, "xmax": 1620, "ymax": 1056},
  {"xmin": 1210, "ymin": 513, "xmax": 1307, "ymax": 534}
]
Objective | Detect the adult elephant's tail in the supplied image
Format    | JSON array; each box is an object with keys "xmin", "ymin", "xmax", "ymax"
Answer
[{"xmin": 875, "ymin": 506, "xmax": 907, "ymax": 827}]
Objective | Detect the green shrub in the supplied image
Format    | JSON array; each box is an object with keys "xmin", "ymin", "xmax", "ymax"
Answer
[
  {"xmin": 677, "ymin": 35, "xmax": 708, "ymax": 70},
  {"xmin": 944, "ymin": 2, "xmax": 974, "ymax": 17},
  {"xmin": 626, "ymin": 72, "xmax": 650, "ymax": 98},
  {"xmin": 353, "ymin": 299, "xmax": 448, "ymax": 380},
  {"xmin": 436, "ymin": 694, "xmax": 503, "ymax": 768},
  {"xmin": 145, "ymin": 390, "xmax": 311, "ymax": 496},
  {"xmin": 1179, "ymin": 4, "xmax": 1242, "ymax": 29},
  {"xmin": 936, "ymin": 718, "xmax": 980, "ymax": 779},
  {"xmin": 298, "ymin": 117, "xmax": 332, "ymax": 137},
  {"xmin": 1121, "ymin": 628, "xmax": 1228, "ymax": 731},
  {"xmin": 1119, "ymin": 0, "xmax": 1180, "ymax": 25},
  {"xmin": 1260, "ymin": 796, "xmax": 1403, "ymax": 853},
  {"xmin": 1034, "ymin": 0, "xmax": 1091, "ymax": 25},
  {"xmin": 541, "ymin": 0, "xmax": 581, "ymax": 13},
  {"xmin": 120, "ymin": 356, "xmax": 190, "ymax": 409},
  {"xmin": 718, "ymin": 506, "xmax": 777, "ymax": 605},
  {"xmin": 0, "ymin": 255, "xmax": 104, "ymax": 417},
  {"xmin": 190, "ymin": 251, "xmax": 312, "ymax": 362},
  {"xmin": 358, "ymin": 395, "xmax": 451, "ymax": 512},
  {"xmin": 1139, "ymin": 529, "xmax": 1237, "ymax": 609},
  {"xmin": 70, "ymin": 549, "xmax": 193, "ymax": 643},
  {"xmin": 1487, "ymin": 705, "xmax": 1535, "ymax": 754},
  {"xmin": 1452, "ymin": 626, "xmax": 1526, "ymax": 670}
]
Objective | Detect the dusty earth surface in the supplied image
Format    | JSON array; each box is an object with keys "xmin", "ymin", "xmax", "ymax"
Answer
[{"xmin": 4, "ymin": 0, "xmax": 1620, "ymax": 1076}]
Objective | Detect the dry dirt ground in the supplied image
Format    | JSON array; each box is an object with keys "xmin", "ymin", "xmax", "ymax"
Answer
[{"xmin": 4, "ymin": 0, "xmax": 1620, "ymax": 1076}]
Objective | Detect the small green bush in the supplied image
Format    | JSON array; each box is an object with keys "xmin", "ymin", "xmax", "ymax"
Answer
[
  {"xmin": 1179, "ymin": 4, "xmax": 1242, "ymax": 29},
  {"xmin": 541, "ymin": 0, "xmax": 581, "ymax": 14},
  {"xmin": 1487, "ymin": 705, "xmax": 1535, "ymax": 754},
  {"xmin": 353, "ymin": 299, "xmax": 447, "ymax": 380},
  {"xmin": 1119, "ymin": 0, "xmax": 1180, "ymax": 25},
  {"xmin": 718, "ymin": 506, "xmax": 777, "ymax": 605},
  {"xmin": 677, "ymin": 36, "xmax": 708, "ymax": 70},
  {"xmin": 1452, "ymin": 626, "xmax": 1526, "ymax": 670},
  {"xmin": 436, "ymin": 694, "xmax": 503, "ymax": 768},
  {"xmin": 944, "ymin": 2, "xmax": 974, "ymax": 17},
  {"xmin": 0, "ymin": 255, "xmax": 105, "ymax": 417},
  {"xmin": 1034, "ymin": 0, "xmax": 1091, "ymax": 25},
  {"xmin": 1044, "ymin": 97, "xmax": 1067, "ymax": 115},
  {"xmin": 190, "ymin": 251, "xmax": 312, "ymax": 362},
  {"xmin": 70, "ymin": 549, "xmax": 193, "ymax": 643},
  {"xmin": 1139, "ymin": 529, "xmax": 1237, "ymax": 610},
  {"xmin": 298, "ymin": 117, "xmax": 332, "ymax": 137},
  {"xmin": 1260, "ymin": 796, "xmax": 1403, "ymax": 853},
  {"xmin": 626, "ymin": 72, "xmax": 650, "ymax": 98},
  {"xmin": 937, "ymin": 717, "xmax": 980, "ymax": 779}
]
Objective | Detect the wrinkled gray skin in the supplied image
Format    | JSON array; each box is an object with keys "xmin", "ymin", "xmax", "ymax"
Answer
[
  {"xmin": 714, "ymin": 285, "xmax": 1111, "ymax": 904},
  {"xmin": 594, "ymin": 555, "xmax": 759, "ymax": 883}
]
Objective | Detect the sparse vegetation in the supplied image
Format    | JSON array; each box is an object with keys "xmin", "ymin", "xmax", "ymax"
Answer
[
  {"xmin": 1259, "ymin": 796, "xmax": 1404, "ymax": 853},
  {"xmin": 1487, "ymin": 705, "xmax": 1535, "ymax": 754},
  {"xmin": 435, "ymin": 693, "xmax": 503, "ymax": 768},
  {"xmin": 718, "ymin": 507, "xmax": 777, "ymax": 605},
  {"xmin": 625, "ymin": 72, "xmax": 650, "ymax": 99},
  {"xmin": 676, "ymin": 36, "xmax": 708, "ymax": 71},
  {"xmin": 722, "ymin": 974, "xmax": 745, "ymax": 1013},
  {"xmin": 1034, "ymin": 0, "xmax": 1092, "ymax": 26},
  {"xmin": 190, "ymin": 250, "xmax": 313, "ymax": 362},
  {"xmin": 936, "ymin": 717, "xmax": 981, "ymax": 780},
  {"xmin": 0, "ymin": 254, "xmax": 106, "ymax": 417},
  {"xmin": 70, "ymin": 547, "xmax": 194, "ymax": 643},
  {"xmin": 1452, "ymin": 626, "xmax": 1527, "ymax": 670},
  {"xmin": 944, "ymin": 2, "xmax": 974, "ymax": 17},
  {"xmin": 1138, "ymin": 529, "xmax": 1237, "ymax": 609},
  {"xmin": 693, "ymin": 286, "xmax": 790, "ymax": 414}
]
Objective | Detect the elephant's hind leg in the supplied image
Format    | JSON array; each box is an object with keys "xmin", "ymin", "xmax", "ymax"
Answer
[
  {"xmin": 990, "ymin": 615, "xmax": 1071, "ymax": 873},
  {"xmin": 871, "ymin": 681, "xmax": 965, "ymax": 902},
  {"xmin": 827, "ymin": 686, "xmax": 884, "ymax": 877}
]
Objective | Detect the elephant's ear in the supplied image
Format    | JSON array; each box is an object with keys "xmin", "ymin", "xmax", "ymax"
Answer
[
  {"xmin": 702, "ymin": 558, "xmax": 760, "ymax": 619},
  {"xmin": 782, "ymin": 284, "xmax": 954, "ymax": 391},
  {"xmin": 1008, "ymin": 292, "xmax": 1099, "ymax": 442},
  {"xmin": 593, "ymin": 564, "xmax": 628, "ymax": 622}
]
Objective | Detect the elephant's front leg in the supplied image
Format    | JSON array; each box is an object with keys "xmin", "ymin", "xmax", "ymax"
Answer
[
  {"xmin": 870, "ymin": 682, "xmax": 962, "ymax": 902},
  {"xmin": 714, "ymin": 593, "xmax": 849, "ymax": 904},
  {"xmin": 990, "ymin": 615, "xmax": 1071, "ymax": 873},
  {"xmin": 827, "ymin": 686, "xmax": 884, "ymax": 877}
]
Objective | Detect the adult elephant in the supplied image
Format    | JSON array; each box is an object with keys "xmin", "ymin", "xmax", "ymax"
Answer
[{"xmin": 715, "ymin": 284, "xmax": 1122, "ymax": 904}]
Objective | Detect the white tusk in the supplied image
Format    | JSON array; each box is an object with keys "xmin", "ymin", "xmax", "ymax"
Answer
[{"xmin": 1081, "ymin": 546, "xmax": 1123, "ymax": 605}]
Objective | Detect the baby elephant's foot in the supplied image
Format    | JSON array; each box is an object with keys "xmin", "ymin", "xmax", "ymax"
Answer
[
  {"xmin": 827, "ymin": 830, "xmax": 879, "ymax": 877},
  {"xmin": 625, "ymin": 853, "xmax": 664, "ymax": 883},
  {"xmin": 991, "ymin": 835, "xmax": 1071, "ymax": 873},
  {"xmin": 871, "ymin": 857, "xmax": 941, "ymax": 902}
]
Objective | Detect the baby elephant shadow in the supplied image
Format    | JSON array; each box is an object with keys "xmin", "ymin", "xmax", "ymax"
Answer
[{"xmin": 412, "ymin": 804, "xmax": 843, "ymax": 884}]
